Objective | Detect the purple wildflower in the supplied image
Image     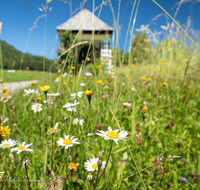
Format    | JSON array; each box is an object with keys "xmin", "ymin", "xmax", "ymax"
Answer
[
  {"xmin": 180, "ymin": 177, "xmax": 188, "ymax": 184},
  {"xmin": 170, "ymin": 121, "xmax": 175, "ymax": 126}
]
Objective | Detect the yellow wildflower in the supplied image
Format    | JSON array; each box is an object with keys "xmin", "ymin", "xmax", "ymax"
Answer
[
  {"xmin": 142, "ymin": 105, "xmax": 148, "ymax": 113},
  {"xmin": 68, "ymin": 162, "xmax": 79, "ymax": 173},
  {"xmin": 142, "ymin": 77, "xmax": 146, "ymax": 80},
  {"xmin": 82, "ymin": 60, "xmax": 84, "ymax": 63},
  {"xmin": 3, "ymin": 92, "xmax": 9, "ymax": 98},
  {"xmin": 159, "ymin": 61, "xmax": 162, "ymax": 64},
  {"xmin": 87, "ymin": 57, "xmax": 91, "ymax": 62},
  {"xmin": 97, "ymin": 65, "xmax": 101, "ymax": 69},
  {"xmin": 3, "ymin": 82, "xmax": 7, "ymax": 85},
  {"xmin": 163, "ymin": 82, "xmax": 167, "ymax": 86},
  {"xmin": 70, "ymin": 70, "xmax": 73, "ymax": 74},
  {"xmin": 63, "ymin": 82, "xmax": 66, "ymax": 85},
  {"xmin": 85, "ymin": 90, "xmax": 92, "ymax": 96},
  {"xmin": 0, "ymin": 126, "xmax": 11, "ymax": 139},
  {"xmin": 148, "ymin": 78, "xmax": 151, "ymax": 82},
  {"xmin": 131, "ymin": 64, "xmax": 135, "ymax": 67},
  {"xmin": 56, "ymin": 77, "xmax": 61, "ymax": 80},
  {"xmin": 72, "ymin": 66, "xmax": 75, "ymax": 69},
  {"xmin": 37, "ymin": 96, "xmax": 41, "ymax": 100},
  {"xmin": 2, "ymin": 88, "xmax": 7, "ymax": 92},
  {"xmin": 97, "ymin": 80, "xmax": 103, "ymax": 84},
  {"xmin": 104, "ymin": 60, "xmax": 108, "ymax": 63},
  {"xmin": 40, "ymin": 85, "xmax": 50, "ymax": 92}
]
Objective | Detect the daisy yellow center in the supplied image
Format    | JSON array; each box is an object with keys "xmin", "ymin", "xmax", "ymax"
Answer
[
  {"xmin": 107, "ymin": 131, "xmax": 119, "ymax": 139},
  {"xmin": 18, "ymin": 146, "xmax": 25, "ymax": 150},
  {"xmin": 92, "ymin": 164, "xmax": 98, "ymax": 169},
  {"xmin": 49, "ymin": 128, "xmax": 56, "ymax": 133},
  {"xmin": 77, "ymin": 122, "xmax": 80, "ymax": 125},
  {"xmin": 36, "ymin": 107, "xmax": 39, "ymax": 110},
  {"xmin": 63, "ymin": 139, "xmax": 72, "ymax": 145},
  {"xmin": 3, "ymin": 143, "xmax": 9, "ymax": 147}
]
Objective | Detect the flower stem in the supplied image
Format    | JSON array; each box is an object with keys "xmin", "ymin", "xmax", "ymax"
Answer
[
  {"xmin": 25, "ymin": 163, "xmax": 31, "ymax": 190},
  {"xmin": 93, "ymin": 141, "xmax": 113, "ymax": 190},
  {"xmin": 51, "ymin": 134, "xmax": 53, "ymax": 174}
]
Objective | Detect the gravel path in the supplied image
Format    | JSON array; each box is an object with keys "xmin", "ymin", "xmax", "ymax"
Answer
[{"xmin": 1, "ymin": 80, "xmax": 38, "ymax": 93}]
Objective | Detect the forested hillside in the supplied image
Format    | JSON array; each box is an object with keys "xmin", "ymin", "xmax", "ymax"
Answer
[{"xmin": 0, "ymin": 40, "xmax": 53, "ymax": 71}]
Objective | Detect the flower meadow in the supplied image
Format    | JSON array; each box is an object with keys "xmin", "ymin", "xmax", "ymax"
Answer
[
  {"xmin": 0, "ymin": 0, "xmax": 200, "ymax": 190},
  {"xmin": 0, "ymin": 59, "xmax": 200, "ymax": 190}
]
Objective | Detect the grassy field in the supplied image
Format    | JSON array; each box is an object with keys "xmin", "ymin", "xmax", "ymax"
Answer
[
  {"xmin": 0, "ymin": 70, "xmax": 54, "ymax": 83},
  {"xmin": 0, "ymin": 0, "xmax": 200, "ymax": 190}
]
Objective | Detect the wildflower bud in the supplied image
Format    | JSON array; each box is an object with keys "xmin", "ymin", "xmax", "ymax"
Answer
[
  {"xmin": 147, "ymin": 134, "xmax": 152, "ymax": 139},
  {"xmin": 74, "ymin": 152, "xmax": 78, "ymax": 157},
  {"xmin": 87, "ymin": 174, "xmax": 92, "ymax": 181},
  {"xmin": 98, "ymin": 150, "xmax": 104, "ymax": 160},
  {"xmin": 48, "ymin": 116, "xmax": 51, "ymax": 121},
  {"xmin": 167, "ymin": 183, "xmax": 170, "ymax": 189},
  {"xmin": 153, "ymin": 140, "xmax": 157, "ymax": 145},
  {"xmin": 177, "ymin": 164, "xmax": 181, "ymax": 169},
  {"xmin": 61, "ymin": 92, "xmax": 64, "ymax": 99},
  {"xmin": 176, "ymin": 141, "xmax": 181, "ymax": 149},
  {"xmin": 135, "ymin": 122, "xmax": 140, "ymax": 131},
  {"xmin": 165, "ymin": 124, "xmax": 171, "ymax": 129},
  {"xmin": 95, "ymin": 125, "xmax": 102, "ymax": 130},
  {"xmin": 97, "ymin": 159, "xmax": 102, "ymax": 168},
  {"xmin": 165, "ymin": 169, "xmax": 170, "ymax": 173},
  {"xmin": 195, "ymin": 173, "xmax": 199, "ymax": 181},
  {"xmin": 170, "ymin": 121, "xmax": 175, "ymax": 126},
  {"xmin": 191, "ymin": 173, "xmax": 195, "ymax": 178},
  {"xmin": 71, "ymin": 173, "xmax": 78, "ymax": 183},
  {"xmin": 159, "ymin": 170, "xmax": 164, "ymax": 176}
]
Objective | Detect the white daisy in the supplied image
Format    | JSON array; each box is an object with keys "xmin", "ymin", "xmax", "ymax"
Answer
[
  {"xmin": 73, "ymin": 118, "xmax": 84, "ymax": 125},
  {"xmin": 62, "ymin": 100, "xmax": 79, "ymax": 112},
  {"xmin": 31, "ymin": 103, "xmax": 42, "ymax": 113},
  {"xmin": 122, "ymin": 102, "xmax": 131, "ymax": 107},
  {"xmin": 47, "ymin": 93, "xmax": 60, "ymax": 97},
  {"xmin": 0, "ymin": 171, "xmax": 5, "ymax": 179},
  {"xmin": 11, "ymin": 142, "xmax": 33, "ymax": 154},
  {"xmin": 0, "ymin": 139, "xmax": 17, "ymax": 149},
  {"xmin": 24, "ymin": 89, "xmax": 39, "ymax": 95},
  {"xmin": 55, "ymin": 78, "xmax": 60, "ymax": 82},
  {"xmin": 85, "ymin": 158, "xmax": 106, "ymax": 172},
  {"xmin": 57, "ymin": 135, "xmax": 80, "ymax": 149},
  {"xmin": 85, "ymin": 72, "xmax": 93, "ymax": 76},
  {"xmin": 43, "ymin": 100, "xmax": 49, "ymax": 104},
  {"xmin": 80, "ymin": 83, "xmax": 86, "ymax": 86},
  {"xmin": 96, "ymin": 126, "xmax": 128, "ymax": 144},
  {"xmin": 87, "ymin": 133, "xmax": 94, "ymax": 136},
  {"xmin": 131, "ymin": 87, "xmax": 137, "ymax": 91},
  {"xmin": 63, "ymin": 72, "xmax": 68, "ymax": 77},
  {"xmin": 48, "ymin": 122, "xmax": 60, "ymax": 134},
  {"xmin": 70, "ymin": 91, "xmax": 84, "ymax": 99}
]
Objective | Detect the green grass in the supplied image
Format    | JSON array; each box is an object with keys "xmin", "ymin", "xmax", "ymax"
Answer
[
  {"xmin": 0, "ymin": 70, "xmax": 54, "ymax": 83},
  {"xmin": 0, "ymin": 0, "xmax": 200, "ymax": 189}
]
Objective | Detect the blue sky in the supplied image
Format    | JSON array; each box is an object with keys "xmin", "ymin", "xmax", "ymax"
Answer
[{"xmin": 0, "ymin": 0, "xmax": 200, "ymax": 60}]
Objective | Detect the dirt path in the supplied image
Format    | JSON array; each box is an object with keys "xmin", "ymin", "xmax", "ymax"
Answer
[{"xmin": 1, "ymin": 80, "xmax": 38, "ymax": 93}]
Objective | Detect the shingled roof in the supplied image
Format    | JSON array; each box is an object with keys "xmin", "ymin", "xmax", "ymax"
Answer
[{"xmin": 56, "ymin": 8, "xmax": 114, "ymax": 32}]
